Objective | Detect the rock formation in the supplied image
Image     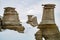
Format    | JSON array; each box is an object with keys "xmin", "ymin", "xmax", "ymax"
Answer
[
  {"xmin": 35, "ymin": 4, "xmax": 59, "ymax": 40},
  {"xmin": 0, "ymin": 4, "xmax": 60, "ymax": 40},
  {"xmin": 27, "ymin": 15, "xmax": 38, "ymax": 27},
  {"xmin": 2, "ymin": 7, "xmax": 25, "ymax": 33},
  {"xmin": 0, "ymin": 16, "xmax": 2, "ymax": 31},
  {"xmin": 35, "ymin": 30, "xmax": 42, "ymax": 40}
]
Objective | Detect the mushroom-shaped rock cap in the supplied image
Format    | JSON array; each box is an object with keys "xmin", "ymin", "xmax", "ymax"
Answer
[
  {"xmin": 42, "ymin": 4, "xmax": 56, "ymax": 8},
  {"xmin": 42, "ymin": 4, "xmax": 56, "ymax": 6},
  {"xmin": 4, "ymin": 7, "xmax": 15, "ymax": 9},
  {"xmin": 27, "ymin": 15, "xmax": 33, "ymax": 17},
  {"xmin": 4, "ymin": 7, "xmax": 15, "ymax": 12},
  {"xmin": 4, "ymin": 7, "xmax": 15, "ymax": 10}
]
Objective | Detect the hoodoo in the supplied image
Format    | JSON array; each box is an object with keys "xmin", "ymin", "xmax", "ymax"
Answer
[
  {"xmin": 2, "ymin": 7, "xmax": 25, "ymax": 33},
  {"xmin": 27, "ymin": 15, "xmax": 38, "ymax": 27},
  {"xmin": 35, "ymin": 4, "xmax": 59, "ymax": 40}
]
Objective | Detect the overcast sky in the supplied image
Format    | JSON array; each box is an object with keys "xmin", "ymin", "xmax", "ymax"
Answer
[{"xmin": 0, "ymin": 0, "xmax": 60, "ymax": 40}]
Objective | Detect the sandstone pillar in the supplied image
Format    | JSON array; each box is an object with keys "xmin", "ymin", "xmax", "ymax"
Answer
[
  {"xmin": 0, "ymin": 16, "xmax": 2, "ymax": 31},
  {"xmin": 27, "ymin": 15, "xmax": 38, "ymax": 27},
  {"xmin": 2, "ymin": 7, "xmax": 25, "ymax": 33},
  {"xmin": 35, "ymin": 4, "xmax": 59, "ymax": 40},
  {"xmin": 27, "ymin": 15, "xmax": 33, "ymax": 23},
  {"xmin": 41, "ymin": 4, "xmax": 55, "ymax": 24}
]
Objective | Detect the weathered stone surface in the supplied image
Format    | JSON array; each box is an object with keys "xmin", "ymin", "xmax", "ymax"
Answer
[
  {"xmin": 35, "ymin": 30, "xmax": 42, "ymax": 40},
  {"xmin": 2, "ymin": 7, "xmax": 25, "ymax": 33},
  {"xmin": 27, "ymin": 15, "xmax": 38, "ymax": 27},
  {"xmin": 41, "ymin": 4, "xmax": 55, "ymax": 24},
  {"xmin": 3, "ymin": 7, "xmax": 20, "ymax": 25},
  {"xmin": 35, "ymin": 4, "xmax": 60, "ymax": 40},
  {"xmin": 0, "ymin": 16, "xmax": 2, "ymax": 31},
  {"xmin": 44, "ymin": 32, "xmax": 60, "ymax": 40},
  {"xmin": 38, "ymin": 24, "xmax": 59, "ymax": 40}
]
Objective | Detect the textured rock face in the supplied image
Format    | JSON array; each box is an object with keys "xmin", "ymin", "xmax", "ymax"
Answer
[
  {"xmin": 41, "ymin": 4, "xmax": 55, "ymax": 24},
  {"xmin": 3, "ymin": 7, "xmax": 20, "ymax": 25},
  {"xmin": 2, "ymin": 7, "xmax": 25, "ymax": 33},
  {"xmin": 38, "ymin": 24, "xmax": 59, "ymax": 40},
  {"xmin": 35, "ymin": 4, "xmax": 59, "ymax": 40},
  {"xmin": 35, "ymin": 30, "xmax": 42, "ymax": 40},
  {"xmin": 27, "ymin": 15, "xmax": 38, "ymax": 27},
  {"xmin": 0, "ymin": 17, "xmax": 2, "ymax": 31}
]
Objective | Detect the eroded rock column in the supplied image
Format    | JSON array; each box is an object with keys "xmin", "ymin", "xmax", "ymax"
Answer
[
  {"xmin": 0, "ymin": 16, "xmax": 2, "ymax": 31},
  {"xmin": 27, "ymin": 15, "xmax": 38, "ymax": 27},
  {"xmin": 35, "ymin": 4, "xmax": 59, "ymax": 40},
  {"xmin": 2, "ymin": 7, "xmax": 25, "ymax": 33}
]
